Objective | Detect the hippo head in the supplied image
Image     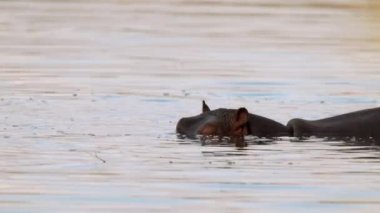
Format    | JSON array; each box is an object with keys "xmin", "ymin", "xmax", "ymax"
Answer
[{"xmin": 176, "ymin": 101, "xmax": 249, "ymax": 146}]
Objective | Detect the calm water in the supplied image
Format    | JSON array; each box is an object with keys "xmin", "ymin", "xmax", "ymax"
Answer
[{"xmin": 1, "ymin": 0, "xmax": 380, "ymax": 212}]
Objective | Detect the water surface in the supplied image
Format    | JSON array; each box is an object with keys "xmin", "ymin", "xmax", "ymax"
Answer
[{"xmin": 0, "ymin": 0, "xmax": 380, "ymax": 212}]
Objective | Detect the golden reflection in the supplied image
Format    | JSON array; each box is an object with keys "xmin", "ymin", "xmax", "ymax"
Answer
[{"xmin": 366, "ymin": 0, "xmax": 380, "ymax": 47}]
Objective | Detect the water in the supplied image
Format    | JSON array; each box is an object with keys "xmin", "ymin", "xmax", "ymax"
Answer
[{"xmin": 1, "ymin": 0, "xmax": 380, "ymax": 212}]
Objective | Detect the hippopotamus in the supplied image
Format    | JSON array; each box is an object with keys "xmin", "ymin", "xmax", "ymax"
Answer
[{"xmin": 176, "ymin": 101, "xmax": 380, "ymax": 146}]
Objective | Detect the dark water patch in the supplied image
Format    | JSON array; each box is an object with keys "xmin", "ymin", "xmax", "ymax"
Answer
[{"xmin": 352, "ymin": 156, "xmax": 380, "ymax": 160}]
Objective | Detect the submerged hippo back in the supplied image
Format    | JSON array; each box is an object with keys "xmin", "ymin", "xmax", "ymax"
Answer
[
  {"xmin": 247, "ymin": 114, "xmax": 289, "ymax": 137},
  {"xmin": 287, "ymin": 107, "xmax": 380, "ymax": 141}
]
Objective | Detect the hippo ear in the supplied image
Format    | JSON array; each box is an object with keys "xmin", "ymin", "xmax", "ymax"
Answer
[
  {"xmin": 202, "ymin": 100, "xmax": 211, "ymax": 113},
  {"xmin": 234, "ymin": 108, "xmax": 249, "ymax": 127}
]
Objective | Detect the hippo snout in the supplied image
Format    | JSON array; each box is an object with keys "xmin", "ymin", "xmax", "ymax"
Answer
[{"xmin": 176, "ymin": 118, "xmax": 186, "ymax": 134}]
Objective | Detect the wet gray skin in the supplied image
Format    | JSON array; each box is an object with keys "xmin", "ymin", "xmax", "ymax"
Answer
[
  {"xmin": 287, "ymin": 107, "xmax": 380, "ymax": 143},
  {"xmin": 177, "ymin": 101, "xmax": 380, "ymax": 145},
  {"xmin": 176, "ymin": 101, "xmax": 288, "ymax": 146}
]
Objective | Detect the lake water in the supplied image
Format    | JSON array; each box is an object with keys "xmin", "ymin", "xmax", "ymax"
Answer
[{"xmin": 1, "ymin": 0, "xmax": 380, "ymax": 212}]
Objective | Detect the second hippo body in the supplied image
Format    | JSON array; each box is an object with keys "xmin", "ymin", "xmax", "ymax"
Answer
[{"xmin": 287, "ymin": 107, "xmax": 380, "ymax": 140}]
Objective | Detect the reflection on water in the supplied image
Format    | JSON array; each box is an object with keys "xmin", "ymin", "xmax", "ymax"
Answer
[{"xmin": 0, "ymin": 0, "xmax": 380, "ymax": 212}]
